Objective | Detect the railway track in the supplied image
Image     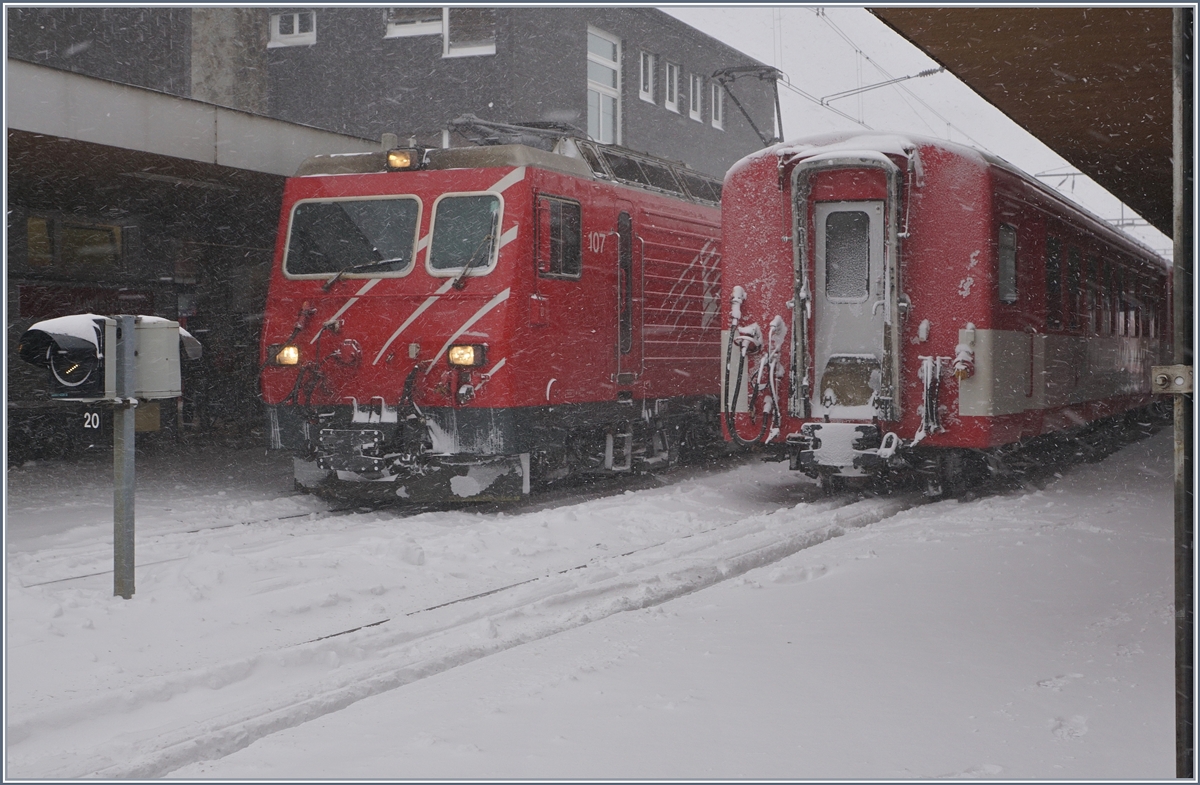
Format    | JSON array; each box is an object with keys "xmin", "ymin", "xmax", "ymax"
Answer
[
  {"xmin": 7, "ymin": 478, "xmax": 924, "ymax": 779},
  {"xmin": 8, "ymin": 451, "xmax": 756, "ymax": 590}
]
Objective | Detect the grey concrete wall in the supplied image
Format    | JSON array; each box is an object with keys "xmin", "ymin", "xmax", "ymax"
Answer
[
  {"xmin": 189, "ymin": 8, "xmax": 270, "ymax": 114},
  {"xmin": 7, "ymin": 7, "xmax": 193, "ymax": 96}
]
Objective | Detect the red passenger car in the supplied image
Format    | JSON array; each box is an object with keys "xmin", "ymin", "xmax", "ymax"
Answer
[
  {"xmin": 720, "ymin": 132, "xmax": 1171, "ymax": 493},
  {"xmin": 261, "ymin": 132, "xmax": 724, "ymax": 501}
]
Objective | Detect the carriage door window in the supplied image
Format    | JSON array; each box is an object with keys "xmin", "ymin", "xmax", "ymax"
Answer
[
  {"xmin": 587, "ymin": 29, "xmax": 620, "ymax": 145},
  {"xmin": 618, "ymin": 211, "xmax": 633, "ymax": 353},
  {"xmin": 812, "ymin": 201, "xmax": 885, "ymax": 413},
  {"xmin": 1045, "ymin": 237, "xmax": 1062, "ymax": 329},
  {"xmin": 998, "ymin": 224, "xmax": 1018, "ymax": 304},
  {"xmin": 825, "ymin": 211, "xmax": 870, "ymax": 301}
]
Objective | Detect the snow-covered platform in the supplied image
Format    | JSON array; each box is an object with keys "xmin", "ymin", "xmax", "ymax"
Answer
[{"xmin": 5, "ymin": 432, "xmax": 1175, "ymax": 778}]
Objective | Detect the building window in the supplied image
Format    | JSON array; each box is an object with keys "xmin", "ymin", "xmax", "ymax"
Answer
[
  {"xmin": 664, "ymin": 62, "xmax": 679, "ymax": 113},
  {"xmin": 689, "ymin": 74, "xmax": 703, "ymax": 121},
  {"xmin": 587, "ymin": 28, "xmax": 620, "ymax": 145},
  {"xmin": 639, "ymin": 51, "xmax": 655, "ymax": 103},
  {"xmin": 269, "ymin": 11, "xmax": 316, "ymax": 48},
  {"xmin": 444, "ymin": 7, "xmax": 496, "ymax": 57},
  {"xmin": 385, "ymin": 7, "xmax": 441, "ymax": 37},
  {"xmin": 998, "ymin": 223, "xmax": 1018, "ymax": 304},
  {"xmin": 711, "ymin": 82, "xmax": 724, "ymax": 129},
  {"xmin": 26, "ymin": 215, "xmax": 123, "ymax": 270}
]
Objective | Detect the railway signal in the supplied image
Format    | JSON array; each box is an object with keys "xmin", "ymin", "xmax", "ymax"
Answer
[{"xmin": 16, "ymin": 314, "xmax": 201, "ymax": 598}]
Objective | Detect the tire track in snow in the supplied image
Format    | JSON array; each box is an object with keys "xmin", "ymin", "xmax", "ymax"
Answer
[{"xmin": 48, "ymin": 492, "xmax": 923, "ymax": 779}]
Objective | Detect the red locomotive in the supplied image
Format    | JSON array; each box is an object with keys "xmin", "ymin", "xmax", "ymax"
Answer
[
  {"xmin": 260, "ymin": 124, "xmax": 725, "ymax": 502},
  {"xmin": 720, "ymin": 132, "xmax": 1171, "ymax": 494}
]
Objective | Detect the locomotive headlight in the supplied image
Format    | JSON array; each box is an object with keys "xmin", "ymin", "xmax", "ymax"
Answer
[
  {"xmin": 386, "ymin": 148, "xmax": 423, "ymax": 171},
  {"xmin": 269, "ymin": 344, "xmax": 301, "ymax": 366},
  {"xmin": 448, "ymin": 344, "xmax": 486, "ymax": 367}
]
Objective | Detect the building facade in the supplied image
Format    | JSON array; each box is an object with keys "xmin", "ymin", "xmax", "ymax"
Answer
[{"xmin": 261, "ymin": 7, "xmax": 776, "ymax": 177}]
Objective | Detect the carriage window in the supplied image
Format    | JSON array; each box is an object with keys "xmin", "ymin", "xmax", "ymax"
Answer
[
  {"xmin": 429, "ymin": 194, "xmax": 500, "ymax": 272},
  {"xmin": 1086, "ymin": 255, "xmax": 1100, "ymax": 334},
  {"xmin": 825, "ymin": 211, "xmax": 870, "ymax": 302},
  {"xmin": 285, "ymin": 197, "xmax": 419, "ymax": 277},
  {"xmin": 1046, "ymin": 237, "xmax": 1062, "ymax": 329},
  {"xmin": 1101, "ymin": 258, "xmax": 1113, "ymax": 335},
  {"xmin": 998, "ymin": 224, "xmax": 1018, "ymax": 304},
  {"xmin": 1114, "ymin": 268, "xmax": 1126, "ymax": 336},
  {"xmin": 1066, "ymin": 246, "xmax": 1082, "ymax": 328},
  {"xmin": 536, "ymin": 196, "xmax": 582, "ymax": 279}
]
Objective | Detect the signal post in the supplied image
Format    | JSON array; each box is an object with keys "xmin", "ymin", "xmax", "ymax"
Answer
[{"xmin": 17, "ymin": 313, "xmax": 200, "ymax": 599}]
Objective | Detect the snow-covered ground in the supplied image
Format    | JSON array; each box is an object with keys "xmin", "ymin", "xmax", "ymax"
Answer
[{"xmin": 5, "ymin": 428, "xmax": 1175, "ymax": 779}]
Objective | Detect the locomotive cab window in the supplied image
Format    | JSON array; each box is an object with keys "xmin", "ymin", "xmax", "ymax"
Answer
[
  {"xmin": 429, "ymin": 193, "xmax": 501, "ymax": 274},
  {"xmin": 825, "ymin": 210, "xmax": 870, "ymax": 302},
  {"xmin": 284, "ymin": 197, "xmax": 419, "ymax": 278},
  {"xmin": 998, "ymin": 223, "xmax": 1018, "ymax": 304},
  {"xmin": 535, "ymin": 196, "xmax": 582, "ymax": 279}
]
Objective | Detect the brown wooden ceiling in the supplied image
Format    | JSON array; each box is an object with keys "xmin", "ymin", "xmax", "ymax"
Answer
[{"xmin": 871, "ymin": 7, "xmax": 1174, "ymax": 237}]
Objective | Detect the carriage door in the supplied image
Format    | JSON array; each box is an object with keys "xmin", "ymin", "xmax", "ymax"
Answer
[
  {"xmin": 615, "ymin": 208, "xmax": 642, "ymax": 386},
  {"xmin": 812, "ymin": 200, "xmax": 886, "ymax": 416}
]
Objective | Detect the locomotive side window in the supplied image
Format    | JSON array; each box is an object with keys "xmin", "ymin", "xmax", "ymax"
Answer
[
  {"xmin": 824, "ymin": 210, "xmax": 870, "ymax": 302},
  {"xmin": 1066, "ymin": 246, "xmax": 1082, "ymax": 328},
  {"xmin": 676, "ymin": 171, "xmax": 722, "ymax": 204},
  {"xmin": 285, "ymin": 197, "xmax": 419, "ymax": 277},
  {"xmin": 535, "ymin": 196, "xmax": 582, "ymax": 279},
  {"xmin": 637, "ymin": 160, "xmax": 683, "ymax": 195},
  {"xmin": 1045, "ymin": 236, "xmax": 1062, "ymax": 329},
  {"xmin": 429, "ymin": 194, "xmax": 501, "ymax": 272},
  {"xmin": 998, "ymin": 223, "xmax": 1018, "ymax": 304},
  {"xmin": 603, "ymin": 152, "xmax": 650, "ymax": 187}
]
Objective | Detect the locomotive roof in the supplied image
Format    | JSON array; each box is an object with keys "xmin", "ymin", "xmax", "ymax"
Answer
[
  {"xmin": 735, "ymin": 131, "xmax": 1167, "ymax": 268},
  {"xmin": 295, "ymin": 144, "xmax": 593, "ymax": 179},
  {"xmin": 294, "ymin": 140, "xmax": 723, "ymax": 206}
]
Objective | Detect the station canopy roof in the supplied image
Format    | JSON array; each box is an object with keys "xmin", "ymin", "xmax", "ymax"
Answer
[{"xmin": 871, "ymin": 7, "xmax": 1174, "ymax": 238}]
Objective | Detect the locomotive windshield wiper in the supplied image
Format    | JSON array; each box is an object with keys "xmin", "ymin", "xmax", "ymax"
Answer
[
  {"xmin": 450, "ymin": 232, "xmax": 496, "ymax": 291},
  {"xmin": 322, "ymin": 258, "xmax": 408, "ymax": 291}
]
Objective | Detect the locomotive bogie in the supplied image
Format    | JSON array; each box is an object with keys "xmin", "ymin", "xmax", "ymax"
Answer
[
  {"xmin": 720, "ymin": 133, "xmax": 1170, "ymax": 493},
  {"xmin": 261, "ymin": 141, "xmax": 725, "ymax": 502}
]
